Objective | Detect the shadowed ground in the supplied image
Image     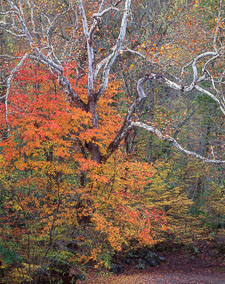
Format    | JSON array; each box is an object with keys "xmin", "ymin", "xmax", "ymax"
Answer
[{"xmin": 76, "ymin": 242, "xmax": 225, "ymax": 284}]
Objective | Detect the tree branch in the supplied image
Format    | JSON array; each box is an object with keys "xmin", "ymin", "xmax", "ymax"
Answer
[
  {"xmin": 96, "ymin": 0, "xmax": 132, "ymax": 101},
  {"xmin": 213, "ymin": 0, "xmax": 223, "ymax": 52},
  {"xmin": 4, "ymin": 0, "xmax": 88, "ymax": 111},
  {"xmin": 131, "ymin": 122, "xmax": 225, "ymax": 164}
]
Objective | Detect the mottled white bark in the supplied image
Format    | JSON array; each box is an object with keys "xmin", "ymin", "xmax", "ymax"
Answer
[{"xmin": 96, "ymin": 0, "xmax": 132, "ymax": 100}]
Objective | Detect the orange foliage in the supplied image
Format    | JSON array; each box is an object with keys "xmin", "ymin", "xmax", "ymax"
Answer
[{"xmin": 0, "ymin": 62, "xmax": 169, "ymax": 281}]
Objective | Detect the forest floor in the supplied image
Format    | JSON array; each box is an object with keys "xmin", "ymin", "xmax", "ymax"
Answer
[{"xmin": 76, "ymin": 242, "xmax": 225, "ymax": 284}]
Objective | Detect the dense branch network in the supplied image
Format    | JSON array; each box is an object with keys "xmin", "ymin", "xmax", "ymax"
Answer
[
  {"xmin": 105, "ymin": 71, "xmax": 225, "ymax": 164},
  {"xmin": 0, "ymin": 0, "xmax": 224, "ymax": 164}
]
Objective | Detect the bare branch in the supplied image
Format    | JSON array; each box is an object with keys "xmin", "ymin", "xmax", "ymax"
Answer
[
  {"xmin": 78, "ymin": 0, "xmax": 95, "ymax": 98},
  {"xmin": 6, "ymin": 0, "xmax": 33, "ymax": 44},
  {"xmin": 46, "ymin": 7, "xmax": 71, "ymax": 44},
  {"xmin": 213, "ymin": 0, "xmax": 223, "ymax": 52},
  {"xmin": 136, "ymin": 70, "xmax": 225, "ymax": 116},
  {"xmin": 4, "ymin": 53, "xmax": 29, "ymax": 138},
  {"xmin": 94, "ymin": 51, "xmax": 114, "ymax": 79},
  {"xmin": 0, "ymin": 28, "xmax": 26, "ymax": 37},
  {"xmin": 0, "ymin": 10, "xmax": 18, "ymax": 16},
  {"xmin": 132, "ymin": 122, "xmax": 225, "ymax": 164},
  {"xmin": 195, "ymin": 85, "xmax": 225, "ymax": 115},
  {"xmin": 98, "ymin": 0, "xmax": 122, "ymax": 13},
  {"xmin": 26, "ymin": 0, "xmax": 35, "ymax": 34},
  {"xmin": 96, "ymin": 0, "xmax": 132, "ymax": 100},
  {"xmin": 104, "ymin": 61, "xmax": 225, "ymax": 162},
  {"xmin": 121, "ymin": 47, "xmax": 146, "ymax": 59},
  {"xmin": 98, "ymin": 0, "xmax": 107, "ymax": 13},
  {"xmin": 103, "ymin": 74, "xmax": 151, "ymax": 161},
  {"xmin": 2, "ymin": 0, "xmax": 224, "ymax": 165},
  {"xmin": 3, "ymin": 0, "xmax": 88, "ymax": 112},
  {"xmin": 184, "ymin": 51, "xmax": 218, "ymax": 92}
]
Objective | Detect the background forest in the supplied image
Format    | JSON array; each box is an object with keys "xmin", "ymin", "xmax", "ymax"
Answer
[{"xmin": 0, "ymin": 0, "xmax": 224, "ymax": 283}]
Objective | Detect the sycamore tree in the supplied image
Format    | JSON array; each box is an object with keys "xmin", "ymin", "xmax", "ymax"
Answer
[{"xmin": 0, "ymin": 0, "xmax": 224, "ymax": 163}]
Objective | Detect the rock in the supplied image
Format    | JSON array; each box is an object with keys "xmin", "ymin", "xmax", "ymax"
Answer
[
  {"xmin": 123, "ymin": 257, "xmax": 133, "ymax": 265},
  {"xmin": 140, "ymin": 249, "xmax": 160, "ymax": 267},
  {"xmin": 146, "ymin": 257, "xmax": 159, "ymax": 267},
  {"xmin": 191, "ymin": 246, "xmax": 199, "ymax": 255},
  {"xmin": 122, "ymin": 248, "xmax": 165, "ymax": 269},
  {"xmin": 135, "ymin": 258, "xmax": 147, "ymax": 270},
  {"xmin": 143, "ymin": 250, "xmax": 155, "ymax": 260},
  {"xmin": 127, "ymin": 250, "xmax": 139, "ymax": 259},
  {"xmin": 158, "ymin": 255, "xmax": 166, "ymax": 262},
  {"xmin": 110, "ymin": 263, "xmax": 124, "ymax": 275},
  {"xmin": 73, "ymin": 273, "xmax": 85, "ymax": 282},
  {"xmin": 140, "ymin": 248, "xmax": 151, "ymax": 258},
  {"xmin": 34, "ymin": 263, "xmax": 85, "ymax": 284}
]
